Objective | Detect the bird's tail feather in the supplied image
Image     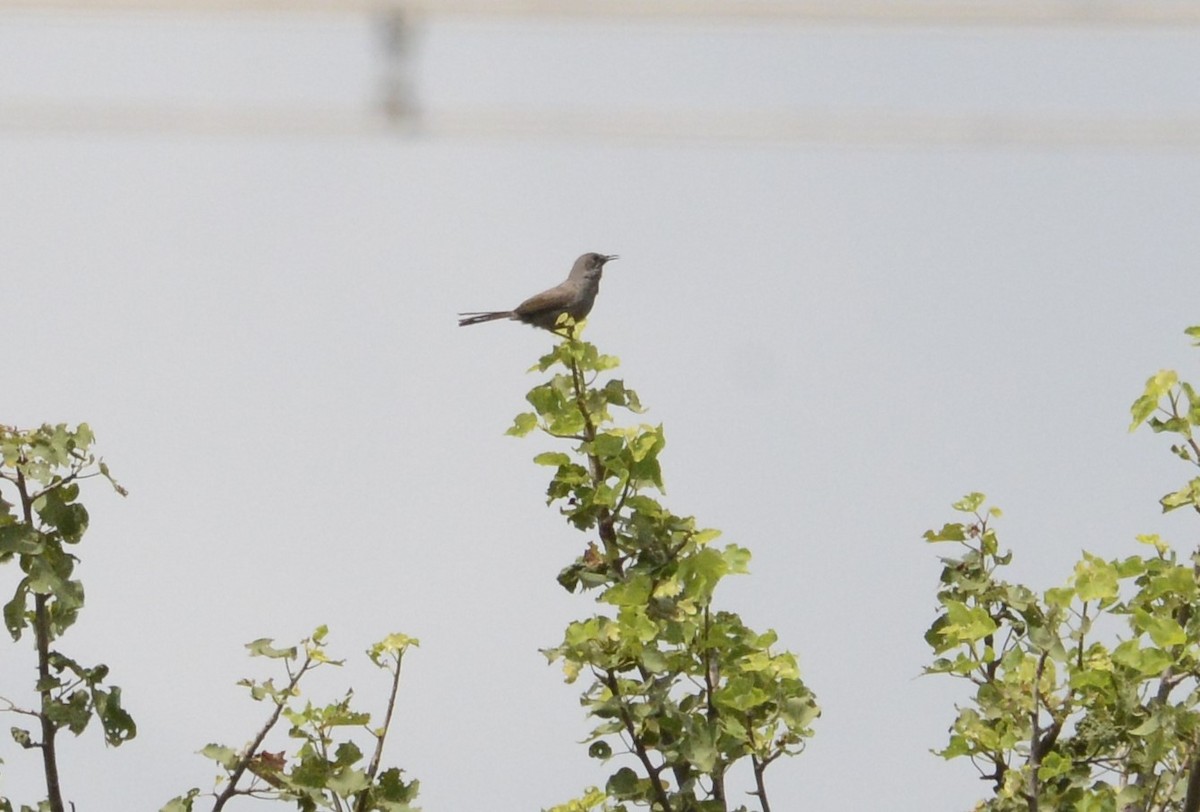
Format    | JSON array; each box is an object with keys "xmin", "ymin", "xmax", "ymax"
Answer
[{"xmin": 457, "ymin": 311, "xmax": 512, "ymax": 327}]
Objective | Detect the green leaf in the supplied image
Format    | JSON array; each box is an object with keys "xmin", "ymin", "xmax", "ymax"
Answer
[
  {"xmin": 375, "ymin": 767, "xmax": 419, "ymax": 803},
  {"xmin": 588, "ymin": 433, "xmax": 625, "ymax": 462},
  {"xmin": 533, "ymin": 452, "xmax": 572, "ymax": 467},
  {"xmin": 606, "ymin": 767, "xmax": 639, "ymax": 799},
  {"xmin": 1069, "ymin": 668, "xmax": 1113, "ymax": 693},
  {"xmin": 35, "ymin": 489, "xmax": 88, "ymax": 543},
  {"xmin": 200, "ymin": 743, "xmax": 241, "ymax": 770},
  {"xmin": 1044, "ymin": 586, "xmax": 1075, "ymax": 609},
  {"xmin": 245, "ymin": 638, "xmax": 297, "ymax": 659},
  {"xmin": 32, "ymin": 690, "xmax": 82, "ymax": 736},
  {"xmin": 159, "ymin": 789, "xmax": 200, "ymax": 812},
  {"xmin": 588, "ymin": 740, "xmax": 612, "ymax": 760},
  {"xmin": 327, "ymin": 766, "xmax": 370, "ymax": 796},
  {"xmin": 1130, "ymin": 370, "xmax": 1178, "ymax": 431},
  {"xmin": 1111, "ymin": 640, "xmax": 1172, "ymax": 676},
  {"xmin": 292, "ymin": 753, "xmax": 332, "ymax": 787},
  {"xmin": 639, "ymin": 647, "xmax": 668, "ymax": 672},
  {"xmin": 334, "ymin": 741, "xmax": 363, "ymax": 767},
  {"xmin": 1129, "ymin": 714, "xmax": 1160, "ymax": 736},
  {"xmin": 1073, "ymin": 553, "xmax": 1119, "ymax": 601},
  {"xmin": 1134, "ymin": 609, "xmax": 1187, "ymax": 647},
  {"xmin": 721, "ymin": 544, "xmax": 751, "ymax": 574},
  {"xmin": 3, "ymin": 580, "xmax": 29, "ymax": 640},
  {"xmin": 602, "ymin": 576, "xmax": 652, "ymax": 607},
  {"xmin": 713, "ymin": 676, "xmax": 770, "ymax": 711},
  {"xmin": 1037, "ymin": 750, "xmax": 1072, "ymax": 780},
  {"xmin": 617, "ymin": 606, "xmax": 658, "ymax": 644},
  {"xmin": 1160, "ymin": 478, "xmax": 1200, "ymax": 513},
  {"xmin": 628, "ymin": 427, "xmax": 664, "ymax": 462},
  {"xmin": 93, "ymin": 686, "xmax": 137, "ymax": 745},
  {"xmin": 941, "ymin": 600, "xmax": 998, "ymax": 643},
  {"xmin": 924, "ymin": 523, "xmax": 966, "ymax": 543},
  {"xmin": 1136, "ymin": 533, "xmax": 1171, "ymax": 555},
  {"xmin": 784, "ymin": 694, "xmax": 821, "ymax": 731},
  {"xmin": 678, "ymin": 547, "xmax": 730, "ymax": 600},
  {"xmin": 0, "ymin": 526, "xmax": 43, "ymax": 556},
  {"xmin": 952, "ymin": 493, "xmax": 986, "ymax": 513},
  {"xmin": 506, "ymin": 412, "xmax": 538, "ymax": 437},
  {"xmin": 548, "ymin": 409, "xmax": 587, "ymax": 438},
  {"xmin": 368, "ymin": 632, "xmax": 418, "ymax": 665},
  {"xmin": 681, "ymin": 720, "xmax": 719, "ymax": 772}
]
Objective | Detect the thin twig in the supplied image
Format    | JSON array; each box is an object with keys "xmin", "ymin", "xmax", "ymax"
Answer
[
  {"xmin": 355, "ymin": 652, "xmax": 407, "ymax": 812},
  {"xmin": 30, "ymin": 470, "xmax": 104, "ymax": 502},
  {"xmin": 0, "ymin": 696, "xmax": 40, "ymax": 718}
]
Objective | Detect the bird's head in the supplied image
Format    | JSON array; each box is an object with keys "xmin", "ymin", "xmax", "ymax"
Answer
[{"xmin": 576, "ymin": 252, "xmax": 618, "ymax": 282}]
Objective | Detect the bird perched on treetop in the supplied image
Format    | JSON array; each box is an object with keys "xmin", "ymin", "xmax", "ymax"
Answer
[{"xmin": 458, "ymin": 252, "xmax": 618, "ymax": 331}]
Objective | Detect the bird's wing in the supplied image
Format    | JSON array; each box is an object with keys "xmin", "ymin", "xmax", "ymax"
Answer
[{"xmin": 513, "ymin": 282, "xmax": 568, "ymax": 317}]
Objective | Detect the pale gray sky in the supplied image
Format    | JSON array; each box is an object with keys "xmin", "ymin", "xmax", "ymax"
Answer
[{"xmin": 2, "ymin": 6, "xmax": 1200, "ymax": 811}]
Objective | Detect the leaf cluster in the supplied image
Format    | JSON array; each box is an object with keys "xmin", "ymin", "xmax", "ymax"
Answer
[
  {"xmin": 164, "ymin": 628, "xmax": 420, "ymax": 812},
  {"xmin": 1129, "ymin": 358, "xmax": 1200, "ymax": 516},
  {"xmin": 924, "ymin": 329, "xmax": 1200, "ymax": 812},
  {"xmin": 512, "ymin": 336, "xmax": 818, "ymax": 812},
  {"xmin": 926, "ymin": 496, "xmax": 1200, "ymax": 810},
  {"xmin": 0, "ymin": 423, "xmax": 133, "ymax": 812}
]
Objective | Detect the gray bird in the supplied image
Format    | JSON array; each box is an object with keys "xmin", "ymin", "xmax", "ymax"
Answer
[{"xmin": 458, "ymin": 252, "xmax": 618, "ymax": 331}]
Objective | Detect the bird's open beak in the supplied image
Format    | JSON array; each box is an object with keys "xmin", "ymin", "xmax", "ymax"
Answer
[{"xmin": 602, "ymin": 254, "xmax": 619, "ymax": 264}]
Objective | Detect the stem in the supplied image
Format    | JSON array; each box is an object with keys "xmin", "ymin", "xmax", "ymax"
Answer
[
  {"xmin": 30, "ymin": 468, "xmax": 97, "ymax": 502},
  {"xmin": 1027, "ymin": 652, "xmax": 1048, "ymax": 812},
  {"xmin": 751, "ymin": 754, "xmax": 772, "ymax": 812},
  {"xmin": 603, "ymin": 670, "xmax": 673, "ymax": 812},
  {"xmin": 1077, "ymin": 602, "xmax": 1088, "ymax": 672},
  {"xmin": 34, "ymin": 594, "xmax": 65, "ymax": 812},
  {"xmin": 745, "ymin": 725, "xmax": 778, "ymax": 812},
  {"xmin": 17, "ymin": 467, "xmax": 66, "ymax": 812},
  {"xmin": 1128, "ymin": 583, "xmax": 1197, "ymax": 808},
  {"xmin": 566, "ymin": 344, "xmax": 620, "ymax": 567},
  {"xmin": 1182, "ymin": 743, "xmax": 1200, "ymax": 812},
  {"xmin": 701, "ymin": 606, "xmax": 726, "ymax": 806},
  {"xmin": 213, "ymin": 655, "xmax": 315, "ymax": 812},
  {"xmin": 355, "ymin": 652, "xmax": 407, "ymax": 812}
]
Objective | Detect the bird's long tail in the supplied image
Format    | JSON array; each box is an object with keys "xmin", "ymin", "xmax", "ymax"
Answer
[{"xmin": 457, "ymin": 311, "xmax": 513, "ymax": 327}]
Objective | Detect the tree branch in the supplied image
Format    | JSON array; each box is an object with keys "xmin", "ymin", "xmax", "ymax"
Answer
[
  {"xmin": 212, "ymin": 654, "xmax": 316, "ymax": 812},
  {"xmin": 701, "ymin": 606, "xmax": 726, "ymax": 806},
  {"xmin": 603, "ymin": 670, "xmax": 673, "ymax": 812},
  {"xmin": 1181, "ymin": 743, "xmax": 1200, "ymax": 812},
  {"xmin": 18, "ymin": 466, "xmax": 66, "ymax": 812},
  {"xmin": 567, "ymin": 348, "xmax": 621, "ymax": 570},
  {"xmin": 30, "ymin": 469, "xmax": 103, "ymax": 503},
  {"xmin": 750, "ymin": 754, "xmax": 772, "ymax": 812},
  {"xmin": 354, "ymin": 651, "xmax": 407, "ymax": 812}
]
